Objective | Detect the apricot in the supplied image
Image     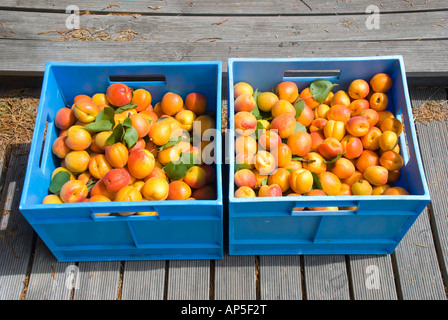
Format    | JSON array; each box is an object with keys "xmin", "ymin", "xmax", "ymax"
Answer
[
  {"xmin": 257, "ymin": 119, "xmax": 270, "ymax": 130},
  {"xmin": 258, "ymin": 184, "xmax": 283, "ymax": 197},
  {"xmin": 74, "ymin": 94, "xmax": 91, "ymax": 103},
  {"xmin": 234, "ymin": 186, "xmax": 256, "ymax": 198},
  {"xmin": 351, "ymin": 179, "xmax": 373, "ymax": 195},
  {"xmin": 341, "ymin": 135, "xmax": 363, "ymax": 159},
  {"xmin": 331, "ymin": 157, "xmax": 356, "ymax": 180},
  {"xmin": 339, "ymin": 183, "xmax": 353, "ymax": 196},
  {"xmin": 105, "ymin": 142, "xmax": 129, "ymax": 168},
  {"xmin": 379, "ymin": 151, "xmax": 404, "ymax": 171},
  {"xmin": 363, "ymin": 166, "xmax": 389, "ymax": 187},
  {"xmin": 305, "ymin": 189, "xmax": 327, "ymax": 211},
  {"xmin": 348, "ymin": 79, "xmax": 370, "ymax": 100},
  {"xmin": 88, "ymin": 154, "xmax": 113, "ymax": 179},
  {"xmin": 129, "ymin": 138, "xmax": 146, "ymax": 154},
  {"xmin": 355, "ymin": 150, "xmax": 380, "ymax": 173},
  {"xmin": 106, "ymin": 83, "xmax": 132, "ymax": 107},
  {"xmin": 276, "ymin": 81, "xmax": 299, "ymax": 103},
  {"xmin": 184, "ymin": 92, "xmax": 207, "ymax": 115},
  {"xmin": 289, "ymin": 168, "xmax": 313, "ymax": 194},
  {"xmin": 161, "ymin": 92, "xmax": 183, "ymax": 116},
  {"xmin": 175, "ymin": 110, "xmax": 197, "ymax": 132},
  {"xmin": 141, "ymin": 177, "xmax": 169, "ymax": 200},
  {"xmin": 77, "ymin": 171, "xmax": 91, "ymax": 184},
  {"xmin": 191, "ymin": 185, "xmax": 216, "ymax": 200},
  {"xmin": 42, "ymin": 194, "xmax": 64, "ymax": 204},
  {"xmin": 91, "ymin": 93, "xmax": 109, "ymax": 107},
  {"xmin": 284, "ymin": 160, "xmax": 302, "ymax": 172},
  {"xmin": 323, "ymin": 120, "xmax": 346, "ymax": 141},
  {"xmin": 65, "ymin": 125, "xmax": 92, "ymax": 151},
  {"xmin": 388, "ymin": 169, "xmax": 401, "ymax": 184},
  {"xmin": 345, "ymin": 116, "xmax": 370, "ymax": 137},
  {"xmin": 55, "ymin": 107, "xmax": 76, "ymax": 130},
  {"xmin": 309, "ymin": 130, "xmax": 325, "ymax": 152},
  {"xmin": 115, "ymin": 186, "xmax": 143, "ymax": 202},
  {"xmin": 129, "ymin": 113, "xmax": 151, "ymax": 139},
  {"xmin": 380, "ymin": 118, "xmax": 403, "ymax": 136},
  {"xmin": 331, "ymin": 90, "xmax": 351, "ymax": 107},
  {"xmin": 60, "ymin": 180, "xmax": 89, "ymax": 203},
  {"xmin": 167, "ymin": 180, "xmax": 192, "ymax": 200},
  {"xmin": 297, "ymin": 104, "xmax": 315, "ymax": 127},
  {"xmin": 370, "ymin": 92, "xmax": 388, "ymax": 112},
  {"xmin": 370, "ymin": 73, "xmax": 393, "ymax": 93},
  {"xmin": 103, "ymin": 168, "xmax": 131, "ymax": 193},
  {"xmin": 234, "ymin": 111, "xmax": 257, "ymax": 136},
  {"xmin": 372, "ymin": 184, "xmax": 390, "ymax": 195},
  {"xmin": 90, "ymin": 178, "xmax": 116, "ymax": 200},
  {"xmin": 73, "ymin": 99, "xmax": 99, "ymax": 123},
  {"xmin": 348, "ymin": 99, "xmax": 369, "ymax": 117},
  {"xmin": 52, "ymin": 136, "xmax": 71, "ymax": 159},
  {"xmin": 144, "ymin": 166, "xmax": 167, "ymax": 182},
  {"xmin": 193, "ymin": 114, "xmax": 216, "ymax": 139},
  {"xmin": 376, "ymin": 110, "xmax": 395, "ymax": 128},
  {"xmin": 127, "ymin": 149, "xmax": 155, "ymax": 179},
  {"xmin": 318, "ymin": 137, "xmax": 343, "ymax": 160},
  {"xmin": 361, "ymin": 126, "xmax": 382, "ymax": 151},
  {"xmin": 258, "ymin": 129, "xmax": 281, "ymax": 151},
  {"xmin": 314, "ymin": 104, "xmax": 330, "ymax": 119},
  {"xmin": 319, "ymin": 171, "xmax": 342, "ymax": 195},
  {"xmin": 309, "ymin": 118, "xmax": 327, "ymax": 133},
  {"xmin": 234, "ymin": 93, "xmax": 256, "ymax": 113},
  {"xmin": 65, "ymin": 150, "xmax": 90, "ymax": 174},
  {"xmin": 302, "ymin": 152, "xmax": 326, "ymax": 174},
  {"xmin": 234, "ymin": 82, "xmax": 254, "ymax": 99},
  {"xmin": 270, "ymin": 143, "xmax": 292, "ymax": 168},
  {"xmin": 131, "ymin": 88, "xmax": 152, "ymax": 112},
  {"xmin": 270, "ymin": 113, "xmax": 296, "ymax": 139},
  {"xmin": 148, "ymin": 120, "xmax": 172, "ymax": 146},
  {"xmin": 234, "ymin": 168, "xmax": 257, "ymax": 188},
  {"xmin": 157, "ymin": 141, "xmax": 191, "ymax": 166},
  {"xmin": 342, "ymin": 170, "xmax": 363, "ymax": 186},
  {"xmin": 271, "ymin": 100, "xmax": 296, "ymax": 118},
  {"xmin": 327, "ymin": 104, "xmax": 351, "ymax": 123},
  {"xmin": 383, "ymin": 186, "xmax": 409, "ymax": 195},
  {"xmin": 287, "ymin": 131, "xmax": 312, "ymax": 157},
  {"xmin": 257, "ymin": 91, "xmax": 279, "ymax": 112},
  {"xmin": 184, "ymin": 165, "xmax": 207, "ymax": 189},
  {"xmin": 254, "ymin": 150, "xmax": 277, "ymax": 175},
  {"xmin": 235, "ymin": 135, "xmax": 257, "ymax": 155},
  {"xmin": 51, "ymin": 167, "xmax": 76, "ymax": 181},
  {"xmin": 252, "ymin": 169, "xmax": 268, "ymax": 190},
  {"xmin": 379, "ymin": 131, "xmax": 398, "ymax": 151},
  {"xmin": 299, "ymin": 87, "xmax": 320, "ymax": 109},
  {"xmin": 268, "ymin": 168, "xmax": 291, "ymax": 192},
  {"xmin": 359, "ymin": 109, "xmax": 379, "ymax": 127}
]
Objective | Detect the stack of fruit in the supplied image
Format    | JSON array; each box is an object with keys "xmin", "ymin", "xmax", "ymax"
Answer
[
  {"xmin": 42, "ymin": 83, "xmax": 217, "ymax": 216},
  {"xmin": 232, "ymin": 73, "xmax": 409, "ymax": 209}
]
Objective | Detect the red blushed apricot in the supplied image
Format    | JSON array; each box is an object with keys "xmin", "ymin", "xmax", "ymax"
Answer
[
  {"xmin": 74, "ymin": 94, "xmax": 91, "ymax": 103},
  {"xmin": 379, "ymin": 151, "xmax": 404, "ymax": 171},
  {"xmin": 271, "ymin": 100, "xmax": 296, "ymax": 118},
  {"xmin": 318, "ymin": 137, "xmax": 343, "ymax": 160},
  {"xmin": 348, "ymin": 79, "xmax": 370, "ymax": 100},
  {"xmin": 90, "ymin": 178, "xmax": 116, "ymax": 200},
  {"xmin": 235, "ymin": 168, "xmax": 257, "ymax": 188},
  {"xmin": 345, "ymin": 116, "xmax": 370, "ymax": 137},
  {"xmin": 52, "ymin": 136, "xmax": 71, "ymax": 159},
  {"xmin": 55, "ymin": 107, "xmax": 76, "ymax": 130},
  {"xmin": 309, "ymin": 118, "xmax": 327, "ymax": 133},
  {"xmin": 144, "ymin": 166, "xmax": 167, "ymax": 181},
  {"xmin": 331, "ymin": 90, "xmax": 351, "ymax": 107},
  {"xmin": 268, "ymin": 168, "xmax": 291, "ymax": 192},
  {"xmin": 348, "ymin": 99, "xmax": 369, "ymax": 117},
  {"xmin": 105, "ymin": 142, "xmax": 129, "ymax": 169},
  {"xmin": 130, "ymin": 113, "xmax": 151, "ymax": 139},
  {"xmin": 127, "ymin": 149, "xmax": 155, "ymax": 180},
  {"xmin": 355, "ymin": 150, "xmax": 380, "ymax": 173},
  {"xmin": 184, "ymin": 165, "xmax": 207, "ymax": 189},
  {"xmin": 234, "ymin": 93, "xmax": 256, "ymax": 113},
  {"xmin": 341, "ymin": 135, "xmax": 363, "ymax": 160},
  {"xmin": 339, "ymin": 183, "xmax": 353, "ymax": 196},
  {"xmin": 310, "ymin": 130, "xmax": 325, "ymax": 152},
  {"xmin": 65, "ymin": 125, "xmax": 92, "ymax": 151},
  {"xmin": 73, "ymin": 99, "xmax": 99, "ymax": 123},
  {"xmin": 192, "ymin": 185, "xmax": 216, "ymax": 200},
  {"xmin": 305, "ymin": 189, "xmax": 327, "ymax": 211},
  {"xmin": 331, "ymin": 157, "xmax": 356, "ymax": 180},
  {"xmin": 234, "ymin": 111, "xmax": 257, "ymax": 136},
  {"xmin": 234, "ymin": 82, "xmax": 254, "ymax": 99},
  {"xmin": 258, "ymin": 130, "xmax": 281, "ymax": 151},
  {"xmin": 299, "ymin": 87, "xmax": 320, "ymax": 109},
  {"xmin": 297, "ymin": 104, "xmax": 315, "ymax": 127},
  {"xmin": 106, "ymin": 83, "xmax": 132, "ymax": 107},
  {"xmin": 342, "ymin": 170, "xmax": 363, "ymax": 186},
  {"xmin": 287, "ymin": 131, "xmax": 312, "ymax": 157},
  {"xmin": 168, "ymin": 180, "xmax": 192, "ymax": 200},
  {"xmin": 131, "ymin": 88, "xmax": 152, "ymax": 112},
  {"xmin": 258, "ymin": 184, "xmax": 283, "ymax": 197},
  {"xmin": 276, "ymin": 81, "xmax": 299, "ymax": 103},
  {"xmin": 234, "ymin": 186, "xmax": 256, "ymax": 198},
  {"xmin": 88, "ymin": 154, "xmax": 113, "ymax": 179},
  {"xmin": 370, "ymin": 73, "xmax": 393, "ymax": 93},
  {"xmin": 59, "ymin": 180, "xmax": 89, "ymax": 203},
  {"xmin": 185, "ymin": 92, "xmax": 207, "ymax": 115},
  {"xmin": 360, "ymin": 109, "xmax": 379, "ymax": 127},
  {"xmin": 327, "ymin": 104, "xmax": 351, "ymax": 123},
  {"xmin": 103, "ymin": 168, "xmax": 131, "ymax": 193},
  {"xmin": 270, "ymin": 113, "xmax": 297, "ymax": 139},
  {"xmin": 128, "ymin": 138, "xmax": 146, "ymax": 154},
  {"xmin": 361, "ymin": 126, "xmax": 382, "ymax": 151}
]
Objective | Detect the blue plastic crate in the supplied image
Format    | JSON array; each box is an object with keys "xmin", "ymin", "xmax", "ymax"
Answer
[
  {"xmin": 227, "ymin": 56, "xmax": 431, "ymax": 255},
  {"xmin": 19, "ymin": 61, "xmax": 223, "ymax": 262}
]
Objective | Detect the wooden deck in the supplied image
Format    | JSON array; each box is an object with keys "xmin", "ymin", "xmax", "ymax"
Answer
[{"xmin": 1, "ymin": 1, "xmax": 448, "ymax": 302}]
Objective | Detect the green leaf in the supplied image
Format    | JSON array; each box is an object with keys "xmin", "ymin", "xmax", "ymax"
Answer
[
  {"xmin": 261, "ymin": 178, "xmax": 268, "ymax": 186},
  {"xmin": 323, "ymin": 152, "xmax": 343, "ymax": 164},
  {"xmin": 311, "ymin": 172, "xmax": 323, "ymax": 190},
  {"xmin": 115, "ymin": 102, "xmax": 137, "ymax": 114},
  {"xmin": 255, "ymin": 121, "xmax": 265, "ymax": 140},
  {"xmin": 83, "ymin": 120, "xmax": 113, "ymax": 132},
  {"xmin": 122, "ymin": 117, "xmax": 133, "ymax": 128},
  {"xmin": 123, "ymin": 126, "xmax": 139, "ymax": 149},
  {"xmin": 164, "ymin": 152, "xmax": 200, "ymax": 181},
  {"xmin": 250, "ymin": 88, "xmax": 262, "ymax": 120},
  {"xmin": 310, "ymin": 79, "xmax": 337, "ymax": 104},
  {"xmin": 291, "ymin": 156, "xmax": 304, "ymax": 161},
  {"xmin": 293, "ymin": 99, "xmax": 306, "ymax": 119},
  {"xmin": 294, "ymin": 122, "xmax": 307, "ymax": 133},
  {"xmin": 159, "ymin": 135, "xmax": 182, "ymax": 151},
  {"xmin": 96, "ymin": 106, "xmax": 115, "ymax": 124},
  {"xmin": 107, "ymin": 123, "xmax": 124, "ymax": 146},
  {"xmin": 48, "ymin": 171, "xmax": 71, "ymax": 194},
  {"xmin": 234, "ymin": 162, "xmax": 252, "ymax": 172}
]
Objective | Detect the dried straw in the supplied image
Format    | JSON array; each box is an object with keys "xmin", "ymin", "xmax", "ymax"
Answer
[{"xmin": 413, "ymin": 99, "xmax": 448, "ymax": 125}]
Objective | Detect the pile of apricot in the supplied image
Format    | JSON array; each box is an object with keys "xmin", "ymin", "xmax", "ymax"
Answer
[
  {"xmin": 42, "ymin": 82, "xmax": 217, "ymax": 216},
  {"xmin": 233, "ymin": 73, "xmax": 409, "ymax": 209}
]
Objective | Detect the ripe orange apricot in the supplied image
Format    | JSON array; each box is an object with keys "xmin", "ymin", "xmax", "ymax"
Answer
[
  {"xmin": 131, "ymin": 88, "xmax": 152, "ymax": 112},
  {"xmin": 161, "ymin": 92, "xmax": 183, "ymax": 116}
]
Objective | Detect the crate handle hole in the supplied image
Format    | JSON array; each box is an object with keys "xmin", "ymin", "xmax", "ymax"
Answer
[
  {"xmin": 109, "ymin": 74, "xmax": 167, "ymax": 86},
  {"xmin": 283, "ymin": 69, "xmax": 341, "ymax": 82}
]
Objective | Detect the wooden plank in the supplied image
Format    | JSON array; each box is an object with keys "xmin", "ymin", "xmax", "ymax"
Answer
[
  {"xmin": 121, "ymin": 260, "xmax": 166, "ymax": 300},
  {"xmin": 214, "ymin": 254, "xmax": 256, "ymax": 300},
  {"xmin": 72, "ymin": 261, "xmax": 121, "ymax": 300},
  {"xmin": 389, "ymin": 87, "xmax": 447, "ymax": 300},
  {"xmin": 259, "ymin": 255, "xmax": 302, "ymax": 300},
  {"xmin": 167, "ymin": 260, "xmax": 211, "ymax": 300},
  {"xmin": 1, "ymin": 10, "xmax": 446, "ymax": 43},
  {"xmin": 0, "ymin": 144, "xmax": 35, "ymax": 300},
  {"xmin": 303, "ymin": 255, "xmax": 350, "ymax": 300},
  {"xmin": 1, "ymin": 0, "xmax": 447, "ymax": 15},
  {"xmin": 24, "ymin": 238, "xmax": 74, "ymax": 300},
  {"xmin": 347, "ymin": 255, "xmax": 398, "ymax": 300}
]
